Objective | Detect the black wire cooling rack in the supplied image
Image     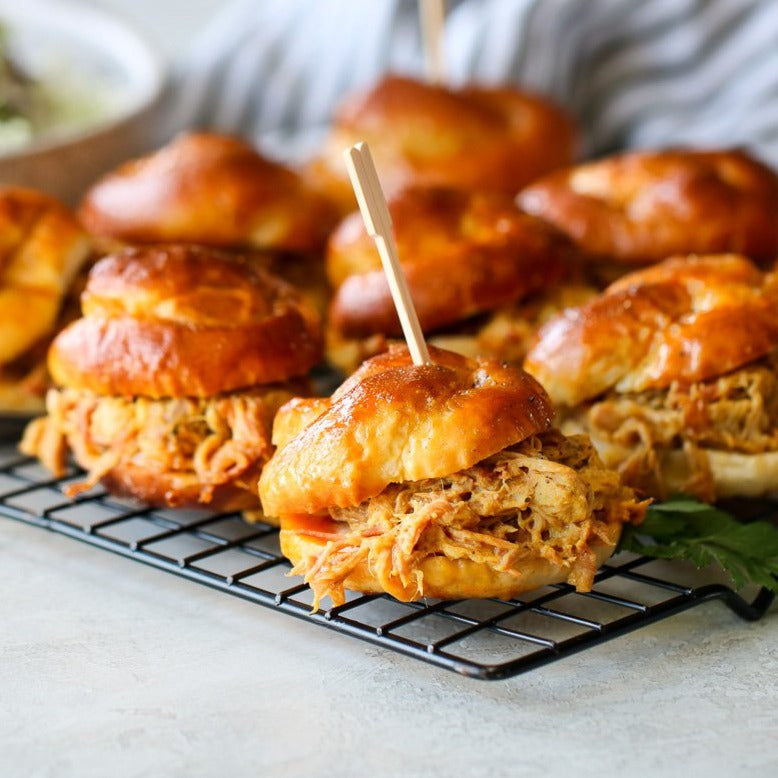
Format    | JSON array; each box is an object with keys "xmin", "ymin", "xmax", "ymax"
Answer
[{"xmin": 0, "ymin": 441, "xmax": 773, "ymax": 680}]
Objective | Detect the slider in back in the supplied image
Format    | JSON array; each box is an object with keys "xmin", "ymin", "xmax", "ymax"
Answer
[
  {"xmin": 21, "ymin": 245, "xmax": 322, "ymax": 512},
  {"xmin": 325, "ymin": 185, "xmax": 595, "ymax": 373},
  {"xmin": 0, "ymin": 187, "xmax": 91, "ymax": 414},
  {"xmin": 259, "ymin": 345, "xmax": 646, "ymax": 609},
  {"xmin": 78, "ymin": 132, "xmax": 340, "ymax": 314},
  {"xmin": 306, "ymin": 74, "xmax": 579, "ymax": 215},
  {"xmin": 524, "ymin": 254, "xmax": 778, "ymax": 501},
  {"xmin": 518, "ymin": 149, "xmax": 778, "ymax": 284}
]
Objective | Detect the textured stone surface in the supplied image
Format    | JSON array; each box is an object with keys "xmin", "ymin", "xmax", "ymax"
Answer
[{"xmin": 2, "ymin": 517, "xmax": 777, "ymax": 778}]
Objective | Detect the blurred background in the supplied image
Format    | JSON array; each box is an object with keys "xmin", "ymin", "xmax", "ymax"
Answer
[
  {"xmin": 4, "ymin": 0, "xmax": 778, "ymax": 201},
  {"xmin": 102, "ymin": 0, "xmax": 778, "ymax": 165},
  {"xmin": 93, "ymin": 0, "xmax": 218, "ymax": 60}
]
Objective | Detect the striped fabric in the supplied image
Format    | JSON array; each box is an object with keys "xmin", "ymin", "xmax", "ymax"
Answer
[{"xmin": 165, "ymin": 0, "xmax": 778, "ymax": 167}]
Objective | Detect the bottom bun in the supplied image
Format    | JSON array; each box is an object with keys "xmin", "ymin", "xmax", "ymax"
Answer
[
  {"xmin": 576, "ymin": 428, "xmax": 778, "ymax": 501},
  {"xmin": 99, "ymin": 462, "xmax": 262, "ymax": 512},
  {"xmin": 280, "ymin": 513, "xmax": 622, "ymax": 607}
]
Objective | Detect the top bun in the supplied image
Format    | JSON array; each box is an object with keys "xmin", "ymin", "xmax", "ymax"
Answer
[
  {"xmin": 49, "ymin": 245, "xmax": 323, "ymax": 398},
  {"xmin": 327, "ymin": 187, "xmax": 577, "ymax": 337},
  {"xmin": 0, "ymin": 187, "xmax": 90, "ymax": 365},
  {"xmin": 327, "ymin": 187, "xmax": 575, "ymax": 336},
  {"xmin": 259, "ymin": 344, "xmax": 554, "ymax": 516},
  {"xmin": 524, "ymin": 254, "xmax": 778, "ymax": 406},
  {"xmin": 308, "ymin": 75, "xmax": 578, "ymax": 212},
  {"xmin": 518, "ymin": 149, "xmax": 778, "ymax": 266},
  {"xmin": 79, "ymin": 133, "xmax": 338, "ymax": 253}
]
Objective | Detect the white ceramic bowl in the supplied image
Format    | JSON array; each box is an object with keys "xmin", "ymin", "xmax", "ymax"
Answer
[{"xmin": 0, "ymin": 0, "xmax": 165, "ymax": 204}]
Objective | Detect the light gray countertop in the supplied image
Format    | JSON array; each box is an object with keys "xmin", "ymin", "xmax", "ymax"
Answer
[{"xmin": 2, "ymin": 514, "xmax": 778, "ymax": 778}]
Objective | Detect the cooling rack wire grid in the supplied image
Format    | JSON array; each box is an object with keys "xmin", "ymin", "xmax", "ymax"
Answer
[{"xmin": 0, "ymin": 441, "xmax": 772, "ymax": 680}]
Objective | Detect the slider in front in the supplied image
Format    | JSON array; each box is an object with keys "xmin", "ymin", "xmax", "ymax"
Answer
[{"xmin": 259, "ymin": 345, "xmax": 646, "ymax": 609}]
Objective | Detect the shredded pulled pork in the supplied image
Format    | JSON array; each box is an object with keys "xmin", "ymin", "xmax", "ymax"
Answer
[
  {"xmin": 20, "ymin": 386, "xmax": 295, "ymax": 503},
  {"xmin": 476, "ymin": 284, "xmax": 598, "ymax": 363},
  {"xmin": 327, "ymin": 285, "xmax": 597, "ymax": 373},
  {"xmin": 291, "ymin": 430, "xmax": 645, "ymax": 608},
  {"xmin": 578, "ymin": 352, "xmax": 778, "ymax": 500}
]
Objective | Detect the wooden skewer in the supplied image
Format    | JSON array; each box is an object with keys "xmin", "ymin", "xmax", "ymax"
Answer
[
  {"xmin": 343, "ymin": 142, "xmax": 432, "ymax": 366},
  {"xmin": 419, "ymin": 0, "xmax": 447, "ymax": 85}
]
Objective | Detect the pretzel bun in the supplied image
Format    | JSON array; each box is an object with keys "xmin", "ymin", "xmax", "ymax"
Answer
[
  {"xmin": 49, "ymin": 245, "xmax": 323, "ymax": 397},
  {"xmin": 524, "ymin": 254, "xmax": 778, "ymax": 406},
  {"xmin": 0, "ymin": 188, "xmax": 90, "ymax": 365},
  {"xmin": 518, "ymin": 149, "xmax": 778, "ymax": 267},
  {"xmin": 327, "ymin": 187, "xmax": 575, "ymax": 337},
  {"xmin": 99, "ymin": 467, "xmax": 260, "ymax": 512},
  {"xmin": 79, "ymin": 133, "xmax": 338, "ymax": 253},
  {"xmin": 279, "ymin": 512, "xmax": 622, "ymax": 603},
  {"xmin": 308, "ymin": 75, "xmax": 578, "ymax": 212},
  {"xmin": 259, "ymin": 345, "xmax": 553, "ymax": 516}
]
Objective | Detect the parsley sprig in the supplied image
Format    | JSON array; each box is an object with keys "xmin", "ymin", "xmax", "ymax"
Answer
[{"xmin": 618, "ymin": 495, "xmax": 778, "ymax": 592}]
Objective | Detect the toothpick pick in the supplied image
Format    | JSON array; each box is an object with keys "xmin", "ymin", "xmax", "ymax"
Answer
[
  {"xmin": 343, "ymin": 142, "xmax": 432, "ymax": 366},
  {"xmin": 419, "ymin": 0, "xmax": 447, "ymax": 85}
]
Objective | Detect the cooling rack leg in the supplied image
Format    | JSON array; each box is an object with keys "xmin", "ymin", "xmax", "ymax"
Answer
[{"xmin": 701, "ymin": 586, "xmax": 775, "ymax": 621}]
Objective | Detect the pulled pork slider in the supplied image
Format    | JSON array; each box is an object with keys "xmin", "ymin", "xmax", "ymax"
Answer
[
  {"xmin": 518, "ymin": 149, "xmax": 778, "ymax": 283},
  {"xmin": 326, "ymin": 186, "xmax": 592, "ymax": 372},
  {"xmin": 78, "ymin": 132, "xmax": 340, "ymax": 312},
  {"xmin": 524, "ymin": 254, "xmax": 778, "ymax": 501},
  {"xmin": 21, "ymin": 245, "xmax": 322, "ymax": 510},
  {"xmin": 0, "ymin": 187, "xmax": 91, "ymax": 413},
  {"xmin": 259, "ymin": 345, "xmax": 645, "ymax": 608},
  {"xmin": 307, "ymin": 74, "xmax": 578, "ymax": 214}
]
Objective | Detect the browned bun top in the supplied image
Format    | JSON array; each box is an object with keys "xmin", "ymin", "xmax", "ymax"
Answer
[
  {"xmin": 259, "ymin": 344, "xmax": 554, "ymax": 516},
  {"xmin": 310, "ymin": 75, "xmax": 578, "ymax": 211},
  {"xmin": 78, "ymin": 132, "xmax": 339, "ymax": 253},
  {"xmin": 48, "ymin": 245, "xmax": 323, "ymax": 397},
  {"xmin": 518, "ymin": 149, "xmax": 778, "ymax": 266},
  {"xmin": 327, "ymin": 187, "xmax": 575, "ymax": 337},
  {"xmin": 524, "ymin": 253, "xmax": 778, "ymax": 406},
  {"xmin": 0, "ymin": 187, "xmax": 91, "ymax": 365}
]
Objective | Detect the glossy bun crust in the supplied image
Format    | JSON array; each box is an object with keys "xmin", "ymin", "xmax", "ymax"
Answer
[
  {"xmin": 0, "ymin": 187, "xmax": 90, "ymax": 365},
  {"xmin": 259, "ymin": 345, "xmax": 554, "ymax": 516},
  {"xmin": 279, "ymin": 512, "xmax": 622, "ymax": 604},
  {"xmin": 49, "ymin": 245, "xmax": 322, "ymax": 397},
  {"xmin": 327, "ymin": 187, "xmax": 575, "ymax": 336},
  {"xmin": 524, "ymin": 254, "xmax": 778, "ymax": 407},
  {"xmin": 309, "ymin": 75, "xmax": 578, "ymax": 212},
  {"xmin": 518, "ymin": 149, "xmax": 778, "ymax": 267},
  {"xmin": 79, "ymin": 133, "xmax": 338, "ymax": 253}
]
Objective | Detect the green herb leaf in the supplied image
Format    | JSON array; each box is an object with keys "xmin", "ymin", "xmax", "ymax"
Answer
[{"xmin": 618, "ymin": 495, "xmax": 778, "ymax": 592}]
